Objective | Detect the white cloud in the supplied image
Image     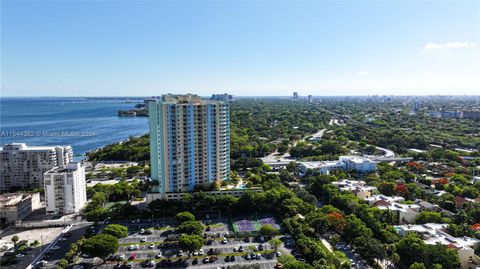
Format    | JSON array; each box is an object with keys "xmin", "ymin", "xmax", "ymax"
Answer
[
  {"xmin": 423, "ymin": 41, "xmax": 477, "ymax": 51},
  {"xmin": 354, "ymin": 71, "xmax": 368, "ymax": 76}
]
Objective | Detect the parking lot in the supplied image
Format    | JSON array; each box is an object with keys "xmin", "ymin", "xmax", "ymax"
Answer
[
  {"xmin": 1, "ymin": 227, "xmax": 65, "ymax": 269},
  {"xmin": 84, "ymin": 218, "xmax": 283, "ymax": 269}
]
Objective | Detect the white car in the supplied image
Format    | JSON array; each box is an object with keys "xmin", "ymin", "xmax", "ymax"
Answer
[
  {"xmin": 34, "ymin": 260, "xmax": 48, "ymax": 267},
  {"xmin": 140, "ymin": 237, "xmax": 147, "ymax": 242},
  {"xmin": 128, "ymin": 245, "xmax": 135, "ymax": 251},
  {"xmin": 276, "ymin": 251, "xmax": 281, "ymax": 257},
  {"xmin": 148, "ymin": 243, "xmax": 155, "ymax": 249},
  {"xmin": 221, "ymin": 238, "xmax": 227, "ymax": 244},
  {"xmin": 118, "ymin": 254, "xmax": 125, "ymax": 260},
  {"xmin": 155, "ymin": 253, "xmax": 162, "ymax": 258},
  {"xmin": 199, "ymin": 249, "xmax": 204, "ymax": 255}
]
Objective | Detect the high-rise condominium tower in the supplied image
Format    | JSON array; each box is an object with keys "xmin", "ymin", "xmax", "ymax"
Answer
[
  {"xmin": 43, "ymin": 162, "xmax": 87, "ymax": 215},
  {"xmin": 0, "ymin": 143, "xmax": 73, "ymax": 192},
  {"xmin": 148, "ymin": 94, "xmax": 230, "ymax": 195}
]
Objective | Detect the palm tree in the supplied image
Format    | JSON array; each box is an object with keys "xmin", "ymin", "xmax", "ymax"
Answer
[{"xmin": 11, "ymin": 235, "xmax": 19, "ymax": 246}]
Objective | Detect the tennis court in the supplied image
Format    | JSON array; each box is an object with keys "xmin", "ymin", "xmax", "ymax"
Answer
[{"xmin": 232, "ymin": 216, "xmax": 280, "ymax": 234}]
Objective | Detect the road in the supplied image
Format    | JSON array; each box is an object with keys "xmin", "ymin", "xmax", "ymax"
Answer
[
  {"xmin": 30, "ymin": 222, "xmax": 92, "ymax": 269},
  {"xmin": 261, "ymin": 128, "xmax": 326, "ymax": 166},
  {"xmin": 335, "ymin": 242, "xmax": 371, "ymax": 269}
]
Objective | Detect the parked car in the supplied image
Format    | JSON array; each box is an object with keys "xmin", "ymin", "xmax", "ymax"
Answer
[
  {"xmin": 33, "ymin": 260, "xmax": 47, "ymax": 268},
  {"xmin": 141, "ymin": 260, "xmax": 155, "ymax": 267},
  {"xmin": 15, "ymin": 253, "xmax": 25, "ymax": 258},
  {"xmin": 208, "ymin": 256, "xmax": 217, "ymax": 263},
  {"xmin": 129, "ymin": 253, "xmax": 137, "ymax": 260}
]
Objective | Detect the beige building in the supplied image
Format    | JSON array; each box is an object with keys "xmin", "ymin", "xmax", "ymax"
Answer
[
  {"xmin": 0, "ymin": 192, "xmax": 41, "ymax": 224},
  {"xmin": 44, "ymin": 162, "xmax": 87, "ymax": 215},
  {"xmin": 0, "ymin": 143, "xmax": 73, "ymax": 192},
  {"xmin": 396, "ymin": 223, "xmax": 480, "ymax": 269},
  {"xmin": 331, "ymin": 180, "xmax": 377, "ymax": 199}
]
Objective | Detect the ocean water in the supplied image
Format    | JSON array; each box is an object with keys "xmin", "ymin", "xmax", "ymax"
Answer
[{"xmin": 0, "ymin": 97, "xmax": 149, "ymax": 158}]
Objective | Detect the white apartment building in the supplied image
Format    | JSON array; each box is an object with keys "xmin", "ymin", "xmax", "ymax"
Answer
[
  {"xmin": 339, "ymin": 156, "xmax": 377, "ymax": 172},
  {"xmin": 0, "ymin": 143, "xmax": 73, "ymax": 192},
  {"xmin": 365, "ymin": 194, "xmax": 420, "ymax": 224},
  {"xmin": 364, "ymin": 194, "xmax": 405, "ymax": 206},
  {"xmin": 331, "ymin": 180, "xmax": 377, "ymax": 199},
  {"xmin": 332, "ymin": 182, "xmax": 420, "ymax": 224},
  {"xmin": 43, "ymin": 162, "xmax": 86, "ymax": 215},
  {"xmin": 0, "ymin": 192, "xmax": 41, "ymax": 223},
  {"xmin": 298, "ymin": 156, "xmax": 377, "ymax": 176},
  {"xmin": 395, "ymin": 223, "xmax": 480, "ymax": 269}
]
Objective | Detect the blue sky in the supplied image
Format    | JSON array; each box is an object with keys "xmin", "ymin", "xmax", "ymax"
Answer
[{"xmin": 1, "ymin": 1, "xmax": 479, "ymax": 96}]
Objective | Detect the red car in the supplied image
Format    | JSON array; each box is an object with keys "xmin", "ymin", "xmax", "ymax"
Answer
[{"xmin": 129, "ymin": 253, "xmax": 137, "ymax": 260}]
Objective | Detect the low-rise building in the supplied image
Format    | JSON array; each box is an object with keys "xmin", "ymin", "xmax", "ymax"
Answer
[
  {"xmin": 395, "ymin": 223, "xmax": 480, "ymax": 269},
  {"xmin": 0, "ymin": 192, "xmax": 41, "ymax": 224},
  {"xmin": 364, "ymin": 194, "xmax": 420, "ymax": 224},
  {"xmin": 331, "ymin": 180, "xmax": 377, "ymax": 199},
  {"xmin": 331, "ymin": 181, "xmax": 419, "ymax": 224},
  {"xmin": 298, "ymin": 160, "xmax": 345, "ymax": 175},
  {"xmin": 298, "ymin": 156, "xmax": 377, "ymax": 175},
  {"xmin": 415, "ymin": 200, "xmax": 441, "ymax": 212},
  {"xmin": 364, "ymin": 194, "xmax": 405, "ymax": 205},
  {"xmin": 43, "ymin": 162, "xmax": 87, "ymax": 215},
  {"xmin": 339, "ymin": 156, "xmax": 377, "ymax": 172},
  {"xmin": 375, "ymin": 201, "xmax": 420, "ymax": 224}
]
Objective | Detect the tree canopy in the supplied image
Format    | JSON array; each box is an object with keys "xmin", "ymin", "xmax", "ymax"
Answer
[
  {"xmin": 178, "ymin": 234, "xmax": 204, "ymax": 257},
  {"xmin": 175, "ymin": 211, "xmax": 195, "ymax": 223},
  {"xmin": 177, "ymin": 220, "xmax": 204, "ymax": 235},
  {"xmin": 103, "ymin": 224, "xmax": 128, "ymax": 238},
  {"xmin": 81, "ymin": 234, "xmax": 119, "ymax": 261}
]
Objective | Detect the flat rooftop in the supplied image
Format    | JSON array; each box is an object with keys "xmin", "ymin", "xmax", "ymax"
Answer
[
  {"xmin": 0, "ymin": 193, "xmax": 36, "ymax": 207},
  {"xmin": 396, "ymin": 223, "xmax": 480, "ymax": 250}
]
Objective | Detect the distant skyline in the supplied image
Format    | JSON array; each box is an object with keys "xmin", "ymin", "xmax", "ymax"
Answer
[{"xmin": 1, "ymin": 1, "xmax": 479, "ymax": 97}]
